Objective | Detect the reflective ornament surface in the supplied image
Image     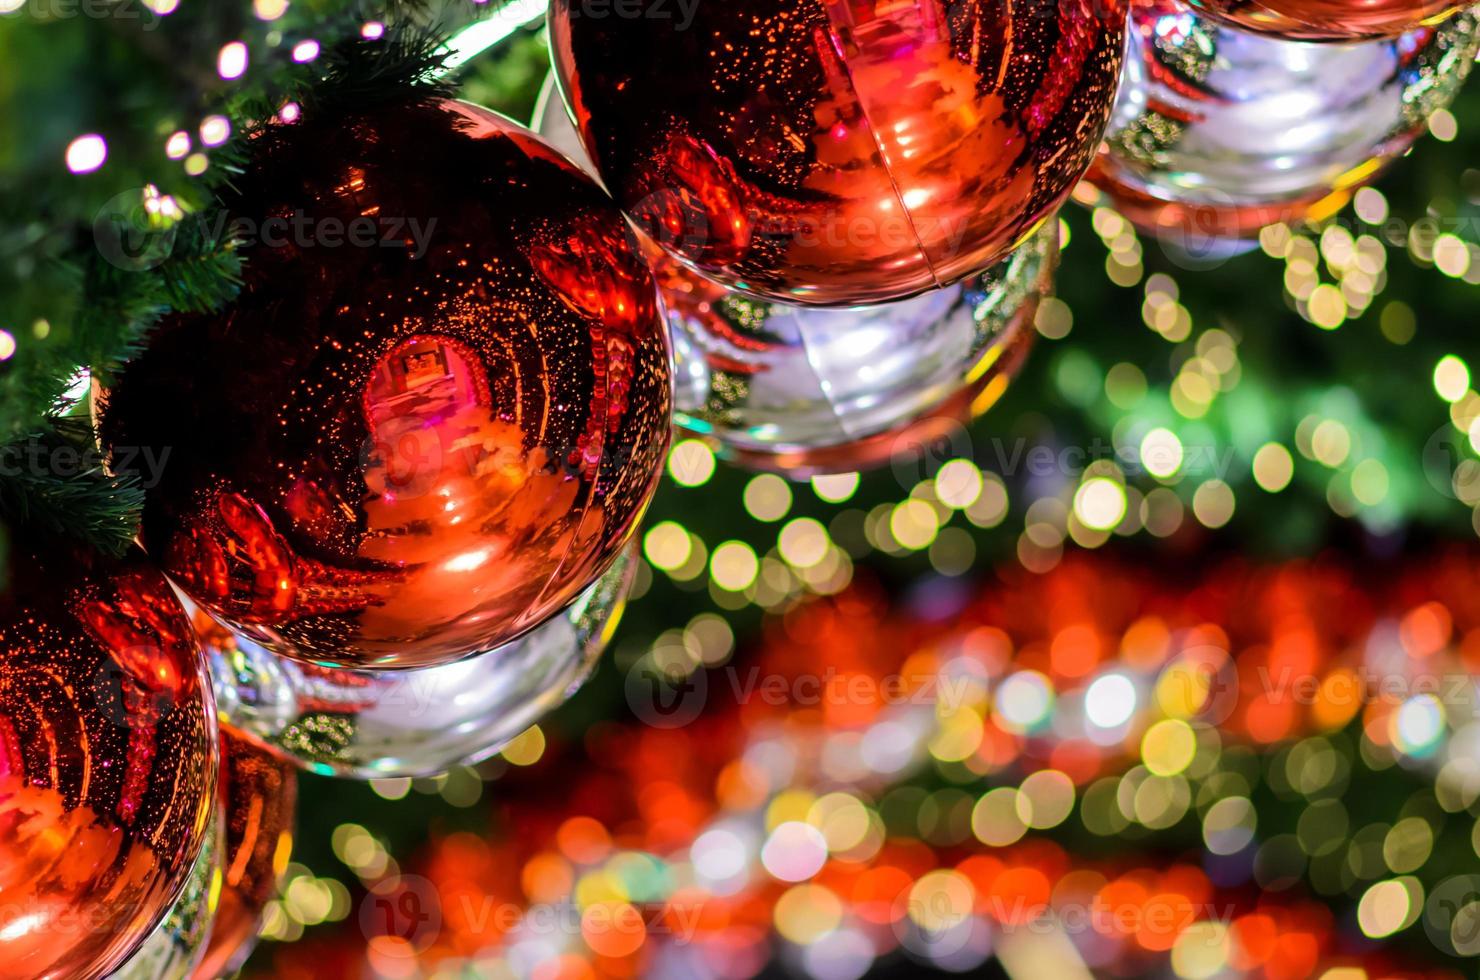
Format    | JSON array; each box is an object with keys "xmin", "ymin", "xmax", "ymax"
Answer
[
  {"xmin": 550, "ymin": 0, "xmax": 1124, "ymax": 306},
  {"xmin": 1187, "ymin": 0, "xmax": 1462, "ymax": 40},
  {"xmin": 660, "ymin": 229, "xmax": 1053, "ymax": 473},
  {"xmin": 0, "ymin": 546, "xmax": 217, "ymax": 980},
  {"xmin": 536, "ymin": 89, "xmax": 1051, "ymax": 474},
  {"xmin": 101, "ymin": 99, "xmax": 671, "ymax": 670},
  {"xmin": 199, "ymin": 549, "xmax": 635, "ymax": 778},
  {"xmin": 192, "ymin": 730, "xmax": 296, "ymax": 980},
  {"xmin": 112, "ymin": 820, "xmax": 220, "ymax": 980},
  {"xmin": 1085, "ymin": 2, "xmax": 1479, "ymax": 243}
]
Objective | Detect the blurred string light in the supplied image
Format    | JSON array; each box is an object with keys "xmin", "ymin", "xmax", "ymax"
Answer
[
  {"xmin": 64, "ymin": 134, "xmax": 106, "ymax": 174},
  {"xmin": 635, "ymin": 375, "xmax": 1448, "ymax": 602},
  {"xmin": 199, "ymin": 115, "xmax": 231, "ymax": 147},
  {"xmin": 286, "ymin": 547, "xmax": 1480, "ymax": 978},
  {"xmin": 218, "ymin": 40, "xmax": 249, "ymax": 80},
  {"xmin": 164, "ymin": 131, "xmax": 190, "ymax": 159}
]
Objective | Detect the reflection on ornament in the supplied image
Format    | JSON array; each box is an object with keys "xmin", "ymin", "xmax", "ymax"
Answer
[
  {"xmin": 1187, "ymin": 0, "xmax": 1463, "ymax": 40},
  {"xmin": 199, "ymin": 549, "xmax": 634, "ymax": 778},
  {"xmin": 112, "ymin": 821, "xmax": 220, "ymax": 980},
  {"xmin": 550, "ymin": 0, "xmax": 1124, "ymax": 306},
  {"xmin": 1084, "ymin": 2, "xmax": 1479, "ymax": 244},
  {"xmin": 660, "ymin": 230, "xmax": 1052, "ymax": 474},
  {"xmin": 535, "ymin": 87, "xmax": 1052, "ymax": 475},
  {"xmin": 101, "ymin": 99, "xmax": 670, "ymax": 670},
  {"xmin": 192, "ymin": 730, "xmax": 296, "ymax": 979},
  {"xmin": 0, "ymin": 546, "xmax": 217, "ymax": 980}
]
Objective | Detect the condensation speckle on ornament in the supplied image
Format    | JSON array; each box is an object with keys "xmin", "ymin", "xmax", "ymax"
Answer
[
  {"xmin": 535, "ymin": 86, "xmax": 1054, "ymax": 476},
  {"xmin": 100, "ymin": 99, "xmax": 671, "ymax": 671},
  {"xmin": 550, "ymin": 0, "xmax": 1125, "ymax": 306},
  {"xmin": 1084, "ymin": 1, "xmax": 1479, "ymax": 247},
  {"xmin": 1187, "ymin": 0, "xmax": 1464, "ymax": 40},
  {"xmin": 0, "ymin": 545, "xmax": 218, "ymax": 980},
  {"xmin": 198, "ymin": 549, "xmax": 635, "ymax": 779}
]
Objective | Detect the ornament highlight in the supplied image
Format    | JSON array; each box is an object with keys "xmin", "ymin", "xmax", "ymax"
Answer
[
  {"xmin": 200, "ymin": 549, "xmax": 635, "ymax": 779},
  {"xmin": 0, "ymin": 546, "xmax": 218, "ymax": 980},
  {"xmin": 550, "ymin": 0, "xmax": 1124, "ymax": 306},
  {"xmin": 1187, "ymin": 0, "xmax": 1463, "ymax": 40},
  {"xmin": 101, "ymin": 98, "xmax": 671, "ymax": 670},
  {"xmin": 1084, "ymin": 2, "xmax": 1479, "ymax": 245}
]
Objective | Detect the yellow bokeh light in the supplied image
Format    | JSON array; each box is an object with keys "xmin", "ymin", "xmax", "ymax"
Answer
[
  {"xmin": 1141, "ymin": 719, "xmax": 1196, "ymax": 776},
  {"xmin": 811, "ymin": 472, "xmax": 860, "ymax": 503},
  {"xmin": 743, "ymin": 473, "xmax": 793, "ymax": 522},
  {"xmin": 778, "ymin": 518, "xmax": 829, "ymax": 568},
  {"xmin": 774, "ymin": 885, "xmax": 843, "ymax": 944},
  {"xmin": 1074, "ymin": 477, "xmax": 1128, "ymax": 531},
  {"xmin": 890, "ymin": 499, "xmax": 941, "ymax": 551},
  {"xmin": 1171, "ymin": 921, "xmax": 1229, "ymax": 980},
  {"xmin": 710, "ymin": 541, "xmax": 759, "ymax": 592},
  {"xmin": 668, "ymin": 439, "xmax": 716, "ymax": 487},
  {"xmin": 965, "ymin": 474, "xmax": 1009, "ymax": 528},
  {"xmin": 1252, "ymin": 443, "xmax": 1295, "ymax": 492},
  {"xmin": 643, "ymin": 521, "xmax": 692, "ymax": 572},
  {"xmin": 1435, "ymin": 355, "xmax": 1471, "ymax": 403},
  {"xmin": 907, "ymin": 871, "xmax": 974, "ymax": 932},
  {"xmin": 1192, "ymin": 480, "xmax": 1235, "ymax": 529},
  {"xmin": 501, "ymin": 725, "xmax": 546, "ymax": 766},
  {"xmin": 1155, "ymin": 660, "xmax": 1213, "ymax": 719},
  {"xmin": 1311, "ymin": 420, "xmax": 1352, "ymax": 468},
  {"xmin": 1140, "ymin": 427, "xmax": 1183, "ymax": 479},
  {"xmin": 929, "ymin": 708, "xmax": 985, "ymax": 763},
  {"xmin": 935, "ymin": 459, "xmax": 984, "ymax": 509},
  {"xmin": 1383, "ymin": 817, "xmax": 1434, "ymax": 874},
  {"xmin": 809, "ymin": 794, "xmax": 872, "ymax": 853},
  {"xmin": 1435, "ymin": 234, "xmax": 1472, "ymax": 279},
  {"xmin": 1357, "ymin": 879, "xmax": 1417, "ymax": 939},
  {"xmin": 1016, "ymin": 770, "xmax": 1075, "ymax": 830},
  {"xmin": 971, "ymin": 788, "xmax": 1027, "ymax": 847},
  {"xmin": 1351, "ymin": 459, "xmax": 1390, "ymax": 507},
  {"xmin": 1034, "ymin": 296, "xmax": 1074, "ymax": 339},
  {"xmin": 1307, "ymin": 284, "xmax": 1347, "ymax": 330},
  {"xmin": 1429, "ymin": 107, "xmax": 1459, "ymax": 141}
]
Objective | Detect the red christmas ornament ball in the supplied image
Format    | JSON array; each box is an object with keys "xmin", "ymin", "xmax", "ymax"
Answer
[
  {"xmin": 101, "ymin": 99, "xmax": 671, "ymax": 670},
  {"xmin": 0, "ymin": 544, "xmax": 218, "ymax": 980},
  {"xmin": 550, "ymin": 0, "xmax": 1126, "ymax": 306},
  {"xmin": 1185, "ymin": 0, "xmax": 1462, "ymax": 40}
]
